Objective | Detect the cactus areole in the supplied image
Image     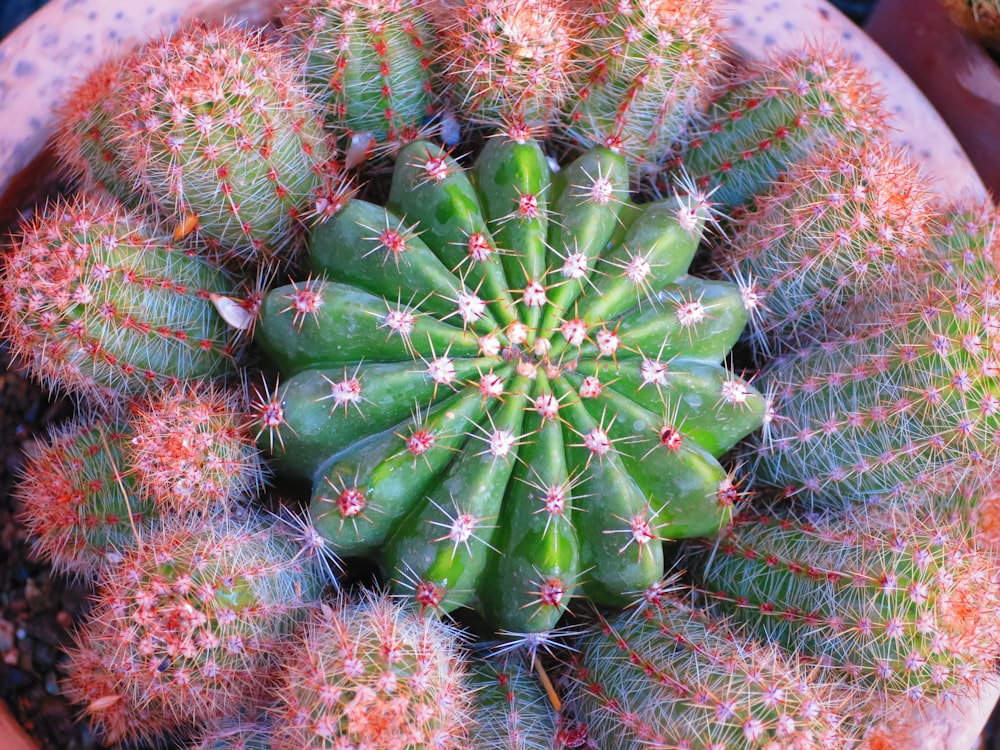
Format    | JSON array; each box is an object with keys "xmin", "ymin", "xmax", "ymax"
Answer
[{"xmin": 255, "ymin": 134, "xmax": 764, "ymax": 633}]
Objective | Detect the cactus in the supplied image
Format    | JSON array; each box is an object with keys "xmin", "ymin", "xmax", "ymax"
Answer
[
  {"xmin": 14, "ymin": 413, "xmax": 153, "ymax": 577},
  {"xmin": 716, "ymin": 140, "xmax": 934, "ymax": 357},
  {"xmin": 568, "ymin": 589, "xmax": 857, "ymax": 749},
  {"xmin": 190, "ymin": 716, "xmax": 274, "ymax": 749},
  {"xmin": 672, "ymin": 44, "xmax": 889, "ymax": 209},
  {"xmin": 432, "ymin": 0, "xmax": 579, "ymax": 129},
  {"xmin": 61, "ymin": 511, "xmax": 325, "ymax": 745},
  {"xmin": 253, "ymin": 133, "xmax": 764, "ymax": 633},
  {"xmin": 281, "ymin": 0, "xmax": 436, "ymax": 148},
  {"xmin": 751, "ymin": 201, "xmax": 1000, "ymax": 509},
  {"xmin": 118, "ymin": 22, "xmax": 339, "ymax": 265},
  {"xmin": 127, "ymin": 381, "xmax": 266, "ymax": 515},
  {"xmin": 53, "ymin": 50, "xmax": 141, "ymax": 199},
  {"xmin": 268, "ymin": 591, "xmax": 473, "ymax": 750},
  {"xmin": 565, "ymin": 0, "xmax": 726, "ymax": 167},
  {"xmin": 468, "ymin": 653, "xmax": 560, "ymax": 750},
  {"xmin": 0, "ymin": 193, "xmax": 239, "ymax": 401},
  {"xmin": 690, "ymin": 509, "xmax": 1000, "ymax": 705}
]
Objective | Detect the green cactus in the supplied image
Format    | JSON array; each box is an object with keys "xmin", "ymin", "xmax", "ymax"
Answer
[
  {"xmin": 569, "ymin": 588, "xmax": 860, "ymax": 749},
  {"xmin": 566, "ymin": 0, "xmax": 726, "ymax": 167},
  {"xmin": 281, "ymin": 0, "xmax": 436, "ymax": 148},
  {"xmin": 690, "ymin": 509, "xmax": 1000, "ymax": 706},
  {"xmin": 116, "ymin": 22, "xmax": 339, "ymax": 265},
  {"xmin": 252, "ymin": 132, "xmax": 764, "ymax": 635},
  {"xmin": 673, "ymin": 44, "xmax": 889, "ymax": 209},
  {"xmin": 468, "ymin": 653, "xmax": 561, "ymax": 750},
  {"xmin": 752, "ymin": 200, "xmax": 1000, "ymax": 509},
  {"xmin": 0, "ymin": 194, "xmax": 239, "ymax": 401}
]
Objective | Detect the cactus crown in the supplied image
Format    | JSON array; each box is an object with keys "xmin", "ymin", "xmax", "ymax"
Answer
[{"xmin": 253, "ymin": 129, "xmax": 764, "ymax": 634}]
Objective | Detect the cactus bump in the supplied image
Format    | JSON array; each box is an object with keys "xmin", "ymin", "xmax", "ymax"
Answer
[
  {"xmin": 0, "ymin": 194, "xmax": 239, "ymax": 401},
  {"xmin": 691, "ymin": 509, "xmax": 1000, "ymax": 705},
  {"xmin": 566, "ymin": 0, "xmax": 726, "ymax": 167},
  {"xmin": 117, "ymin": 22, "xmax": 339, "ymax": 264},
  {"xmin": 281, "ymin": 0, "xmax": 436, "ymax": 148},
  {"xmin": 674, "ymin": 45, "xmax": 889, "ymax": 209},
  {"xmin": 269, "ymin": 591, "xmax": 473, "ymax": 750},
  {"xmin": 61, "ymin": 512, "xmax": 325, "ymax": 744}
]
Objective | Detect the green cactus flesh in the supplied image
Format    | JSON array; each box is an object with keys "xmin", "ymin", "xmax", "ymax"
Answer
[{"xmin": 254, "ymin": 135, "xmax": 764, "ymax": 633}]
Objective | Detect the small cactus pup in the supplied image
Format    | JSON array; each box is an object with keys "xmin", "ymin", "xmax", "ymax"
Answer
[
  {"xmin": 565, "ymin": 0, "xmax": 726, "ymax": 169},
  {"xmin": 0, "ymin": 193, "xmax": 239, "ymax": 402},
  {"xmin": 126, "ymin": 381, "xmax": 266, "ymax": 515},
  {"xmin": 432, "ymin": 0, "xmax": 579, "ymax": 129},
  {"xmin": 468, "ymin": 652, "xmax": 561, "ymax": 749},
  {"xmin": 715, "ymin": 140, "xmax": 934, "ymax": 358},
  {"xmin": 253, "ymin": 131, "xmax": 765, "ymax": 633},
  {"xmin": 751, "ymin": 201, "xmax": 1000, "ymax": 509},
  {"xmin": 14, "ymin": 412, "xmax": 153, "ymax": 577},
  {"xmin": 281, "ymin": 0, "xmax": 436, "ymax": 154},
  {"xmin": 61, "ymin": 511, "xmax": 326, "ymax": 746},
  {"xmin": 189, "ymin": 715, "xmax": 274, "ymax": 749},
  {"xmin": 568, "ymin": 586, "xmax": 856, "ymax": 749},
  {"xmin": 53, "ymin": 49, "xmax": 141, "ymax": 200},
  {"xmin": 671, "ymin": 43, "xmax": 889, "ymax": 209},
  {"xmin": 268, "ymin": 591, "xmax": 474, "ymax": 750},
  {"xmin": 690, "ymin": 508, "xmax": 1000, "ymax": 706},
  {"xmin": 118, "ymin": 21, "xmax": 340, "ymax": 265}
]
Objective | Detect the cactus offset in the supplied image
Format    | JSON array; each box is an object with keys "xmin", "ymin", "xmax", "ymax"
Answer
[
  {"xmin": 253, "ymin": 132, "xmax": 764, "ymax": 634},
  {"xmin": 15, "ymin": 413, "xmax": 153, "ymax": 577},
  {"xmin": 468, "ymin": 653, "xmax": 560, "ymax": 750},
  {"xmin": 53, "ymin": 51, "xmax": 140, "ymax": 199},
  {"xmin": 566, "ymin": 0, "xmax": 726, "ymax": 167},
  {"xmin": 0, "ymin": 194, "xmax": 238, "ymax": 401},
  {"xmin": 569, "ymin": 589, "xmax": 857, "ymax": 749},
  {"xmin": 282, "ymin": 0, "xmax": 436, "ymax": 148},
  {"xmin": 432, "ymin": 0, "xmax": 579, "ymax": 129},
  {"xmin": 269, "ymin": 591, "xmax": 474, "ymax": 750},
  {"xmin": 127, "ymin": 381, "xmax": 266, "ymax": 515},
  {"xmin": 752, "ymin": 201, "xmax": 1000, "ymax": 508},
  {"xmin": 717, "ymin": 141, "xmax": 934, "ymax": 357},
  {"xmin": 673, "ymin": 44, "xmax": 889, "ymax": 209},
  {"xmin": 62, "ymin": 512, "xmax": 324, "ymax": 745},
  {"xmin": 119, "ymin": 22, "xmax": 339, "ymax": 264},
  {"xmin": 690, "ymin": 509, "xmax": 1000, "ymax": 705}
]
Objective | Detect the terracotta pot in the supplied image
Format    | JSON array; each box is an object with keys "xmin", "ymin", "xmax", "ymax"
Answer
[
  {"xmin": 0, "ymin": 1, "xmax": 994, "ymax": 749},
  {"xmin": 866, "ymin": 0, "xmax": 1000, "ymax": 198}
]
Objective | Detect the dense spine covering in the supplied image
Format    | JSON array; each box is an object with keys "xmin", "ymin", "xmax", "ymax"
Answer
[
  {"xmin": 252, "ymin": 132, "xmax": 763, "ymax": 634},
  {"xmin": 127, "ymin": 382, "xmax": 265, "ymax": 515},
  {"xmin": 674, "ymin": 45, "xmax": 889, "ymax": 208},
  {"xmin": 751, "ymin": 202, "xmax": 1000, "ymax": 508},
  {"xmin": 15, "ymin": 413, "xmax": 153, "ymax": 576},
  {"xmin": 566, "ymin": 0, "xmax": 726, "ymax": 166},
  {"xmin": 0, "ymin": 194, "xmax": 238, "ymax": 401},
  {"xmin": 61, "ymin": 513, "xmax": 324, "ymax": 745},
  {"xmin": 53, "ymin": 51, "xmax": 140, "ymax": 199},
  {"xmin": 432, "ymin": 0, "xmax": 579, "ymax": 128},
  {"xmin": 468, "ymin": 654, "xmax": 560, "ymax": 750},
  {"xmin": 281, "ymin": 0, "xmax": 436, "ymax": 146},
  {"xmin": 690, "ymin": 510, "xmax": 1000, "ymax": 705},
  {"xmin": 269, "ymin": 592, "xmax": 474, "ymax": 750},
  {"xmin": 119, "ymin": 23, "xmax": 338, "ymax": 264},
  {"xmin": 569, "ymin": 591, "xmax": 855, "ymax": 749},
  {"xmin": 717, "ymin": 141, "xmax": 934, "ymax": 356}
]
